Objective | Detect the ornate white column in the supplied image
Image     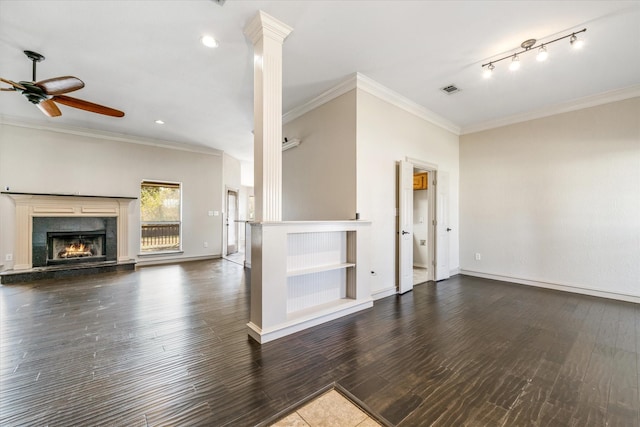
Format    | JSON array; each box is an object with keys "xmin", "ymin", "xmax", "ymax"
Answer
[
  {"xmin": 244, "ymin": 11, "xmax": 292, "ymax": 342},
  {"xmin": 244, "ymin": 11, "xmax": 292, "ymax": 222}
]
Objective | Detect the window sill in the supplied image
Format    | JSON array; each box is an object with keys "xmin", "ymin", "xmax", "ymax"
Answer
[{"xmin": 138, "ymin": 250, "xmax": 184, "ymax": 257}]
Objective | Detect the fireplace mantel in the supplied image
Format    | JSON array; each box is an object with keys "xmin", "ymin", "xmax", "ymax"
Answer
[
  {"xmin": 6, "ymin": 193, "xmax": 136, "ymax": 270},
  {"xmin": 2, "ymin": 191, "xmax": 137, "ymax": 199}
]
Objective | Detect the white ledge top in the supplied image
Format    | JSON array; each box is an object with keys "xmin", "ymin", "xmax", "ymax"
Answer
[
  {"xmin": 251, "ymin": 220, "xmax": 371, "ymax": 226},
  {"xmin": 2, "ymin": 191, "xmax": 137, "ymax": 200}
]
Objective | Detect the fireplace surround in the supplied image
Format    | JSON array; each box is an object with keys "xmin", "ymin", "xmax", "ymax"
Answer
[{"xmin": 32, "ymin": 216, "xmax": 116, "ymax": 267}]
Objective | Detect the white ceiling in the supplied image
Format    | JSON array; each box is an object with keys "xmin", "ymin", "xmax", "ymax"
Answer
[{"xmin": 1, "ymin": 1, "xmax": 639, "ymax": 162}]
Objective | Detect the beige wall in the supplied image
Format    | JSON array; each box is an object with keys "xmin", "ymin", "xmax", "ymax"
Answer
[
  {"xmin": 356, "ymin": 89, "xmax": 460, "ymax": 296},
  {"xmin": 0, "ymin": 124, "xmax": 225, "ymax": 270},
  {"xmin": 460, "ymin": 97, "xmax": 640, "ymax": 299},
  {"xmin": 282, "ymin": 90, "xmax": 357, "ymax": 220}
]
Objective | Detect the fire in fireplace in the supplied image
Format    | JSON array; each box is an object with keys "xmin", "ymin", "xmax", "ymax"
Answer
[{"xmin": 48, "ymin": 231, "xmax": 106, "ymax": 265}]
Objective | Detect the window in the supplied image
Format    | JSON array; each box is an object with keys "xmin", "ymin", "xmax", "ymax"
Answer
[{"xmin": 140, "ymin": 181, "xmax": 181, "ymax": 253}]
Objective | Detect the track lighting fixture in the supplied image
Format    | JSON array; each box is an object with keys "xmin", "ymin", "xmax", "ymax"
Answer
[{"xmin": 481, "ymin": 28, "xmax": 586, "ymax": 76}]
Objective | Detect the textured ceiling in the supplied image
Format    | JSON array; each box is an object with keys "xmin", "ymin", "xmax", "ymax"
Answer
[{"xmin": 1, "ymin": 1, "xmax": 639, "ymax": 162}]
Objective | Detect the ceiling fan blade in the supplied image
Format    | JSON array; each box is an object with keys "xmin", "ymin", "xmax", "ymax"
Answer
[
  {"xmin": 35, "ymin": 76, "xmax": 84, "ymax": 95},
  {"xmin": 37, "ymin": 99, "xmax": 62, "ymax": 117},
  {"xmin": 53, "ymin": 95, "xmax": 125, "ymax": 117},
  {"xmin": 0, "ymin": 77, "xmax": 26, "ymax": 91}
]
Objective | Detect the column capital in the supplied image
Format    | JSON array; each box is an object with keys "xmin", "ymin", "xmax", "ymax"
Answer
[{"xmin": 244, "ymin": 10, "xmax": 293, "ymax": 44}]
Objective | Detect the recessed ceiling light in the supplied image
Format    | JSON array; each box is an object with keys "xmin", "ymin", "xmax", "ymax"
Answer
[
  {"xmin": 201, "ymin": 35, "xmax": 219, "ymax": 48},
  {"xmin": 155, "ymin": 119, "xmax": 165, "ymax": 125}
]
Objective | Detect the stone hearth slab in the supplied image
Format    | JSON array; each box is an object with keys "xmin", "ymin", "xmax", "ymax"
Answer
[{"xmin": 0, "ymin": 261, "xmax": 136, "ymax": 284}]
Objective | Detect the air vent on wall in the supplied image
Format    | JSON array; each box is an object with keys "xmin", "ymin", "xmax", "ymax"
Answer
[{"xmin": 440, "ymin": 84, "xmax": 461, "ymax": 94}]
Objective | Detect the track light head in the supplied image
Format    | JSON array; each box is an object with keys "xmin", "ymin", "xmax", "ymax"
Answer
[
  {"xmin": 536, "ymin": 45, "xmax": 548, "ymax": 62},
  {"xmin": 483, "ymin": 63, "xmax": 495, "ymax": 78},
  {"xmin": 570, "ymin": 34, "xmax": 584, "ymax": 49},
  {"xmin": 509, "ymin": 55, "xmax": 520, "ymax": 71}
]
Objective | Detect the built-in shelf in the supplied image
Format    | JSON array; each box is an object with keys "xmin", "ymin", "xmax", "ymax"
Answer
[{"xmin": 286, "ymin": 262, "xmax": 355, "ymax": 277}]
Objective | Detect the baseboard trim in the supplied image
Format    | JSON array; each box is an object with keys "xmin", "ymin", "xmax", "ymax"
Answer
[
  {"xmin": 136, "ymin": 254, "xmax": 221, "ymax": 267},
  {"xmin": 460, "ymin": 270, "xmax": 640, "ymax": 304},
  {"xmin": 247, "ymin": 299, "xmax": 374, "ymax": 344},
  {"xmin": 371, "ymin": 286, "xmax": 397, "ymax": 301}
]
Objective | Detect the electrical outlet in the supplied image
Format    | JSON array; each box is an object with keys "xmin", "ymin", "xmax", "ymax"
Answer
[
  {"xmin": 5, "ymin": 254, "xmax": 13, "ymax": 261},
  {"xmin": 475, "ymin": 253, "xmax": 481, "ymax": 261},
  {"xmin": 203, "ymin": 242, "xmax": 208, "ymax": 248}
]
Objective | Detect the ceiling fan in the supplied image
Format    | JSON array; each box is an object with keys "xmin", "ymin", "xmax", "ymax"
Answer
[{"xmin": 0, "ymin": 50, "xmax": 124, "ymax": 118}]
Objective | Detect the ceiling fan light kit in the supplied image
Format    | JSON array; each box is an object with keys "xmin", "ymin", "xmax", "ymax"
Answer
[
  {"xmin": 0, "ymin": 50, "xmax": 125, "ymax": 118},
  {"xmin": 482, "ymin": 28, "xmax": 586, "ymax": 78}
]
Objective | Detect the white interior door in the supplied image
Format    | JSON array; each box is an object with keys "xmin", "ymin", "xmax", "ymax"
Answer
[
  {"xmin": 435, "ymin": 171, "xmax": 450, "ymax": 281},
  {"xmin": 398, "ymin": 160, "xmax": 414, "ymax": 293}
]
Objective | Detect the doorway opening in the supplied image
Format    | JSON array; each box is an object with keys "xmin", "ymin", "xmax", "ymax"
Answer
[
  {"xmin": 412, "ymin": 167, "xmax": 433, "ymax": 285},
  {"xmin": 398, "ymin": 158, "xmax": 450, "ymax": 294},
  {"xmin": 226, "ymin": 189, "xmax": 239, "ymax": 254}
]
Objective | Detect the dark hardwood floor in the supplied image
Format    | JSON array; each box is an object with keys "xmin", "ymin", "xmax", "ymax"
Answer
[{"xmin": 0, "ymin": 260, "xmax": 638, "ymax": 426}]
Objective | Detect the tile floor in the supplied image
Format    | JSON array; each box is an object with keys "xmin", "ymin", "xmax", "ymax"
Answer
[
  {"xmin": 413, "ymin": 266, "xmax": 429, "ymax": 285},
  {"xmin": 270, "ymin": 390, "xmax": 381, "ymax": 427}
]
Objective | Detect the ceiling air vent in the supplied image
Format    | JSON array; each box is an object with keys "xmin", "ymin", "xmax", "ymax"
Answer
[{"xmin": 441, "ymin": 84, "xmax": 461, "ymax": 94}]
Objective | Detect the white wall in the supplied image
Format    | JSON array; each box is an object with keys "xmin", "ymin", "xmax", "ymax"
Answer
[
  {"xmin": 356, "ymin": 89, "xmax": 460, "ymax": 297},
  {"xmin": 460, "ymin": 97, "xmax": 640, "ymax": 300},
  {"xmin": 282, "ymin": 90, "xmax": 357, "ymax": 220},
  {"xmin": 0, "ymin": 124, "xmax": 225, "ymax": 270}
]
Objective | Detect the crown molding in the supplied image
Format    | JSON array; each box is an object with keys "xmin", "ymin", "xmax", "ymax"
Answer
[
  {"xmin": 283, "ymin": 74, "xmax": 358, "ymax": 124},
  {"xmin": 355, "ymin": 73, "xmax": 461, "ymax": 135},
  {"xmin": 461, "ymin": 84, "xmax": 640, "ymax": 135},
  {"xmin": 283, "ymin": 72, "xmax": 461, "ymax": 135},
  {"xmin": 0, "ymin": 115, "xmax": 223, "ymax": 156}
]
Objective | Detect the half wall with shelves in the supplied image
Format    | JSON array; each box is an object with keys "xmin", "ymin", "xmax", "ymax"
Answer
[{"xmin": 247, "ymin": 221, "xmax": 372, "ymax": 343}]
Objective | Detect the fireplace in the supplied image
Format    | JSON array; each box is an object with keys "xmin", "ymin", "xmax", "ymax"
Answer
[
  {"xmin": 32, "ymin": 217, "xmax": 117, "ymax": 267},
  {"xmin": 48, "ymin": 231, "xmax": 106, "ymax": 265},
  {"xmin": 2, "ymin": 193, "xmax": 136, "ymax": 281}
]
